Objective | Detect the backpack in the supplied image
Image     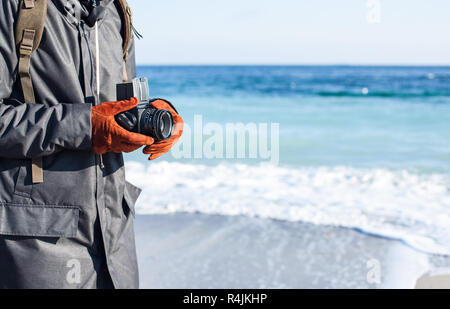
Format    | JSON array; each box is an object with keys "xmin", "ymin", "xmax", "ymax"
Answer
[{"xmin": 14, "ymin": 0, "xmax": 134, "ymax": 184}]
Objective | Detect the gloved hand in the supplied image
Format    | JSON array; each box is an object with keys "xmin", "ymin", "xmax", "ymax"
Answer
[
  {"xmin": 143, "ymin": 99, "xmax": 184, "ymax": 160},
  {"xmin": 92, "ymin": 98, "xmax": 155, "ymax": 154}
]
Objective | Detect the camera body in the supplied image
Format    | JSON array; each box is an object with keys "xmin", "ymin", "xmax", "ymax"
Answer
[{"xmin": 115, "ymin": 77, "xmax": 174, "ymax": 141}]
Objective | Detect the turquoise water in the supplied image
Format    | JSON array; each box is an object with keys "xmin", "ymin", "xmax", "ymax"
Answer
[
  {"xmin": 125, "ymin": 66, "xmax": 450, "ymax": 173},
  {"xmin": 124, "ymin": 66, "xmax": 450, "ymax": 255}
]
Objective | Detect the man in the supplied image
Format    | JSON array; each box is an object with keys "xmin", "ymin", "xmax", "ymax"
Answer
[{"xmin": 0, "ymin": 0, "xmax": 183, "ymax": 288}]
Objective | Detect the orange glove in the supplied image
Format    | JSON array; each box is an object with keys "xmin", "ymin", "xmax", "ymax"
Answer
[
  {"xmin": 92, "ymin": 98, "xmax": 155, "ymax": 154},
  {"xmin": 143, "ymin": 99, "xmax": 184, "ymax": 160}
]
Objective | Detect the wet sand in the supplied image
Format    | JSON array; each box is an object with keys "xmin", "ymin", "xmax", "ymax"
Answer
[{"xmin": 134, "ymin": 213, "xmax": 450, "ymax": 289}]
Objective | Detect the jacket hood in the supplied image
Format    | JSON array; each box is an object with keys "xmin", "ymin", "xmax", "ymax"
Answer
[{"xmin": 52, "ymin": 0, "xmax": 115, "ymax": 26}]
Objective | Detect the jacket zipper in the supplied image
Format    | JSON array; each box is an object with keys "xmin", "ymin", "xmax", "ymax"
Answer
[{"xmin": 80, "ymin": 21, "xmax": 105, "ymax": 169}]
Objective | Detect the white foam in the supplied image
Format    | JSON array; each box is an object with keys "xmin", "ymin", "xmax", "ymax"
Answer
[
  {"xmin": 125, "ymin": 161, "xmax": 450, "ymax": 255},
  {"xmin": 382, "ymin": 242, "xmax": 430, "ymax": 288}
]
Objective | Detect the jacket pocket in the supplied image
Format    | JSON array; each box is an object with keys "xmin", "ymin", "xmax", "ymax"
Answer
[
  {"xmin": 0, "ymin": 204, "xmax": 79, "ymax": 238},
  {"xmin": 123, "ymin": 181, "xmax": 141, "ymax": 217}
]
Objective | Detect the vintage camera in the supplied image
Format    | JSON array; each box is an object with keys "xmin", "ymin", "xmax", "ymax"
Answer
[{"xmin": 115, "ymin": 77, "xmax": 174, "ymax": 141}]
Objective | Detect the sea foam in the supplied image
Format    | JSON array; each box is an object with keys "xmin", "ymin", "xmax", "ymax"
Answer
[{"xmin": 126, "ymin": 161, "xmax": 450, "ymax": 256}]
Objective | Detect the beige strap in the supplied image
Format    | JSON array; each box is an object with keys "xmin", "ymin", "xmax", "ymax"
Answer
[
  {"xmin": 31, "ymin": 157, "xmax": 43, "ymax": 183},
  {"xmin": 123, "ymin": 60, "xmax": 128, "ymax": 82},
  {"xmin": 18, "ymin": 29, "xmax": 36, "ymax": 103},
  {"xmin": 116, "ymin": 0, "xmax": 133, "ymax": 82},
  {"xmin": 115, "ymin": 0, "xmax": 133, "ymax": 61},
  {"xmin": 15, "ymin": 0, "xmax": 47, "ymax": 50},
  {"xmin": 15, "ymin": 0, "xmax": 48, "ymax": 184}
]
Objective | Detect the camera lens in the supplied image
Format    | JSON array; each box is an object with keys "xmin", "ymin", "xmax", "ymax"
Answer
[{"xmin": 140, "ymin": 108, "xmax": 174, "ymax": 141}]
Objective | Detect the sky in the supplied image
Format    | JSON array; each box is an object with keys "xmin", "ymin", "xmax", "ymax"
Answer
[{"xmin": 128, "ymin": 0, "xmax": 450, "ymax": 65}]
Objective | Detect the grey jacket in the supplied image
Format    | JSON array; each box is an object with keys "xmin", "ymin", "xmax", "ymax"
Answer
[{"xmin": 0, "ymin": 0, "xmax": 141, "ymax": 288}]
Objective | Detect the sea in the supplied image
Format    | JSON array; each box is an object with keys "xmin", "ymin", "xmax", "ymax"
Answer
[{"xmin": 124, "ymin": 65, "xmax": 450, "ymax": 256}]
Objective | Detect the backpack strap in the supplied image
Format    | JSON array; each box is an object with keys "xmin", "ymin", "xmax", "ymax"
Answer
[
  {"xmin": 114, "ymin": 0, "xmax": 133, "ymax": 82},
  {"xmin": 15, "ymin": 0, "xmax": 48, "ymax": 184}
]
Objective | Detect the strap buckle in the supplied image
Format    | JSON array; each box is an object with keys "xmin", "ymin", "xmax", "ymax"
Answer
[
  {"xmin": 19, "ymin": 29, "xmax": 35, "ymax": 56},
  {"xmin": 19, "ymin": 43, "xmax": 33, "ymax": 56}
]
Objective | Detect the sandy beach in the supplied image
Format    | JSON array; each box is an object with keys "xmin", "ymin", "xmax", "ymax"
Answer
[{"xmin": 134, "ymin": 213, "xmax": 450, "ymax": 289}]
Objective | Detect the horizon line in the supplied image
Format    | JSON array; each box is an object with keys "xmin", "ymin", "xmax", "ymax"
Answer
[{"xmin": 136, "ymin": 63, "xmax": 450, "ymax": 67}]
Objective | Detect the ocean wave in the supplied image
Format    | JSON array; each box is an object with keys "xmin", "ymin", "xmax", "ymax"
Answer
[
  {"xmin": 315, "ymin": 90, "xmax": 450, "ymax": 98},
  {"xmin": 125, "ymin": 161, "xmax": 450, "ymax": 256}
]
